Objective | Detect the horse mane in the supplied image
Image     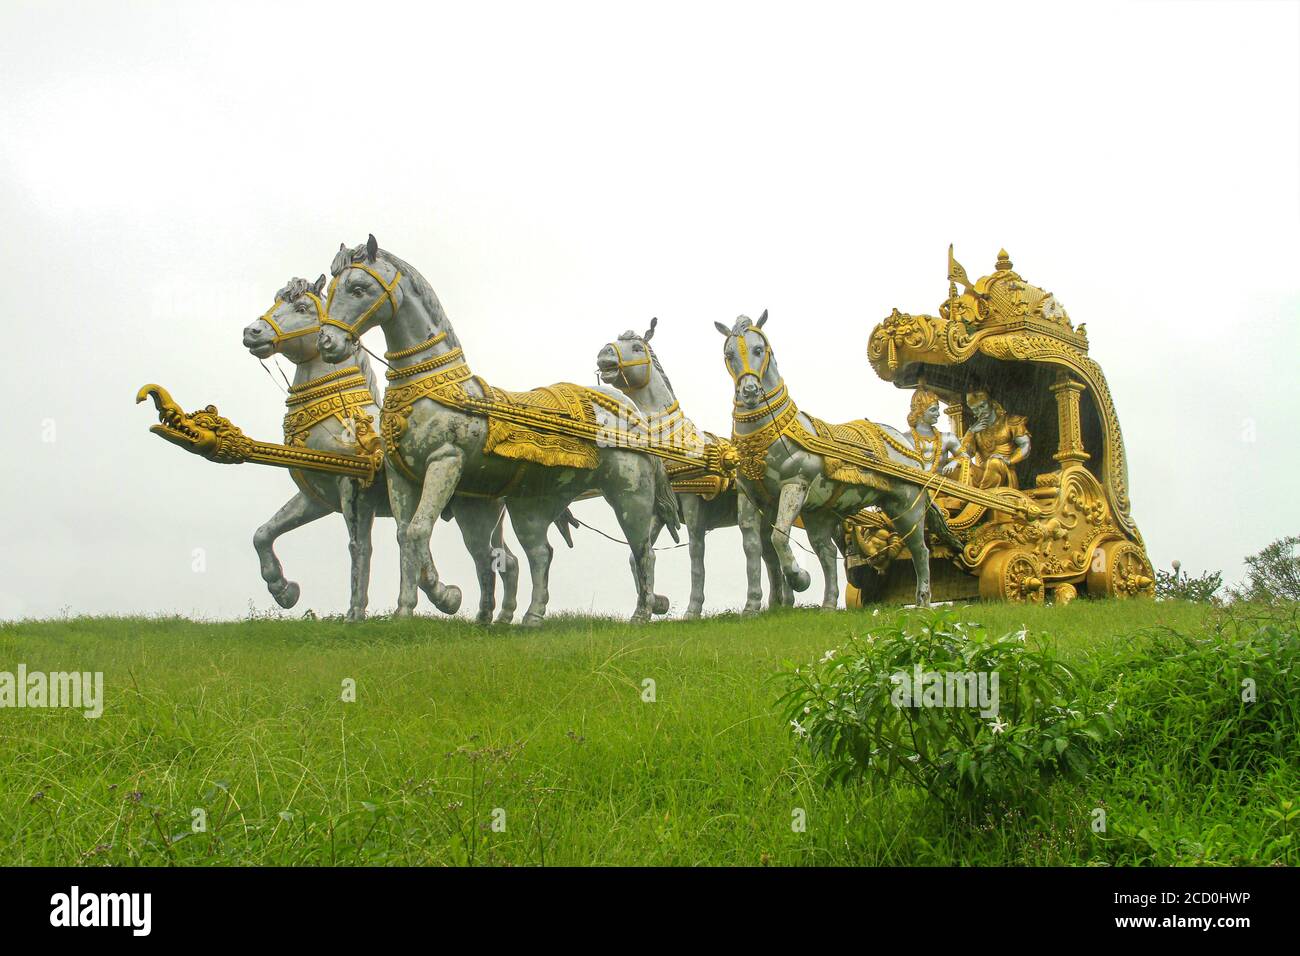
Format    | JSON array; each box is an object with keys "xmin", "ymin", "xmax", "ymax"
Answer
[{"xmin": 274, "ymin": 277, "xmax": 310, "ymax": 301}]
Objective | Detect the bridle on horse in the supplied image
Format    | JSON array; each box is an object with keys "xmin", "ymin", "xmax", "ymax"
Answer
[
  {"xmin": 725, "ymin": 327, "xmax": 788, "ymax": 423},
  {"xmin": 605, "ymin": 338, "xmax": 654, "ymax": 389},
  {"xmin": 258, "ymin": 292, "xmax": 327, "ymax": 347},
  {"xmin": 321, "ymin": 261, "xmax": 404, "ymax": 340}
]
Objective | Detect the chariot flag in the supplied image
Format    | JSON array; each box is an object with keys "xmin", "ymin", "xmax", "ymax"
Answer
[{"xmin": 947, "ymin": 244, "xmax": 972, "ymax": 291}]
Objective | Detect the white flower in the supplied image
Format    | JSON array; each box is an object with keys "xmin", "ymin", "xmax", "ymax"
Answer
[
  {"xmin": 908, "ymin": 753, "xmax": 921, "ymax": 763},
  {"xmin": 803, "ymin": 706, "xmax": 811, "ymax": 715},
  {"xmin": 1015, "ymin": 627, "xmax": 1027, "ymax": 643},
  {"xmin": 820, "ymin": 649, "xmax": 837, "ymax": 663},
  {"xmin": 872, "ymin": 608, "xmax": 880, "ymax": 617},
  {"xmin": 789, "ymin": 719, "xmax": 809, "ymax": 739},
  {"xmin": 1107, "ymin": 700, "xmax": 1117, "ymax": 712},
  {"xmin": 990, "ymin": 717, "xmax": 1009, "ymax": 734}
]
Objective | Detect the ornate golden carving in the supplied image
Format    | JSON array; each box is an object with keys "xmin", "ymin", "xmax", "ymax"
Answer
[
  {"xmin": 1049, "ymin": 371, "xmax": 1089, "ymax": 465},
  {"xmin": 868, "ymin": 248, "xmax": 1142, "ymax": 546},
  {"xmin": 136, "ymin": 384, "xmax": 383, "ymax": 483}
]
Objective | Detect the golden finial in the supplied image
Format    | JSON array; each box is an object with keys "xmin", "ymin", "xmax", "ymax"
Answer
[{"xmin": 996, "ymin": 248, "xmax": 1013, "ymax": 272}]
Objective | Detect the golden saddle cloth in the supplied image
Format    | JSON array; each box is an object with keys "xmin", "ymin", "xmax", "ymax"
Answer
[
  {"xmin": 801, "ymin": 416, "xmax": 919, "ymax": 492},
  {"xmin": 479, "ymin": 382, "xmax": 626, "ymax": 471}
]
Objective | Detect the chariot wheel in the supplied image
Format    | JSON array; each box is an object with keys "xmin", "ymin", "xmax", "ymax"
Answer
[
  {"xmin": 1085, "ymin": 540, "xmax": 1155, "ymax": 599},
  {"xmin": 979, "ymin": 548, "xmax": 1045, "ymax": 604}
]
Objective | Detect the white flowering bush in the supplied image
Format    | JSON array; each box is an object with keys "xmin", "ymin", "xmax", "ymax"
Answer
[{"xmin": 775, "ymin": 609, "xmax": 1114, "ymax": 809}]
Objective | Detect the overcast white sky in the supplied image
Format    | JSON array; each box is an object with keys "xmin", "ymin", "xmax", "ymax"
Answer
[{"xmin": 1, "ymin": 0, "xmax": 1297, "ymax": 621}]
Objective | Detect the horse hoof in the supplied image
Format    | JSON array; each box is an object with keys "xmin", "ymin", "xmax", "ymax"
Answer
[
  {"xmin": 273, "ymin": 581, "xmax": 301, "ymax": 609},
  {"xmin": 393, "ymin": 606, "xmax": 415, "ymax": 619},
  {"xmin": 434, "ymin": 585, "xmax": 462, "ymax": 615},
  {"xmin": 787, "ymin": 568, "xmax": 811, "ymax": 593},
  {"xmin": 684, "ymin": 606, "xmax": 703, "ymax": 620},
  {"xmin": 493, "ymin": 612, "xmax": 515, "ymax": 626},
  {"xmin": 652, "ymin": 594, "xmax": 670, "ymax": 615},
  {"xmin": 521, "ymin": 612, "xmax": 544, "ymax": 628},
  {"xmin": 475, "ymin": 610, "xmax": 493, "ymax": 626},
  {"xmin": 742, "ymin": 605, "xmax": 762, "ymax": 618},
  {"xmin": 345, "ymin": 608, "xmax": 366, "ymax": 624},
  {"xmin": 630, "ymin": 610, "xmax": 650, "ymax": 625}
]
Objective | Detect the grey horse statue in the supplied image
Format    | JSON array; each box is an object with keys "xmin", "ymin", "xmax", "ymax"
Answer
[
  {"xmin": 317, "ymin": 235, "xmax": 679, "ymax": 624},
  {"xmin": 596, "ymin": 318, "xmax": 791, "ymax": 616},
  {"xmin": 243, "ymin": 273, "xmax": 543, "ymax": 624},
  {"xmin": 716, "ymin": 312, "xmax": 958, "ymax": 607}
]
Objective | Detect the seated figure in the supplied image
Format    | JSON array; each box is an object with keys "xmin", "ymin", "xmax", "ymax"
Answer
[
  {"xmin": 943, "ymin": 390, "xmax": 1031, "ymax": 489},
  {"xmin": 906, "ymin": 388, "xmax": 961, "ymax": 473}
]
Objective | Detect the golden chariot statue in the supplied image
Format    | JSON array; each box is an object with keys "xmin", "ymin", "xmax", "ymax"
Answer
[{"xmin": 844, "ymin": 246, "xmax": 1154, "ymax": 606}]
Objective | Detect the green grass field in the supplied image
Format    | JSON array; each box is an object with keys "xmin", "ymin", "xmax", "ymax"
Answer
[{"xmin": 2, "ymin": 600, "xmax": 1294, "ymax": 866}]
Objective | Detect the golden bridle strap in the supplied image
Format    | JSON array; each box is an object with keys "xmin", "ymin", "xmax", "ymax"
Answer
[
  {"xmin": 259, "ymin": 292, "xmax": 327, "ymax": 346},
  {"xmin": 606, "ymin": 339, "xmax": 654, "ymax": 388},
  {"xmin": 322, "ymin": 262, "xmax": 404, "ymax": 339},
  {"xmin": 724, "ymin": 326, "xmax": 772, "ymax": 383}
]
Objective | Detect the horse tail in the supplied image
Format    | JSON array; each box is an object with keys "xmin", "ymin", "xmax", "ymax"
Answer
[
  {"xmin": 653, "ymin": 459, "xmax": 681, "ymax": 543},
  {"xmin": 926, "ymin": 497, "xmax": 963, "ymax": 552}
]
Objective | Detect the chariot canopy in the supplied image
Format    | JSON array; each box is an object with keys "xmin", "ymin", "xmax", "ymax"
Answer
[{"xmin": 846, "ymin": 246, "xmax": 1154, "ymax": 605}]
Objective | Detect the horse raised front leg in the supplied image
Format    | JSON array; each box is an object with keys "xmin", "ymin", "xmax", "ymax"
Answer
[
  {"xmin": 772, "ymin": 480, "xmax": 812, "ymax": 594},
  {"xmin": 400, "ymin": 449, "xmax": 465, "ymax": 617},
  {"xmin": 253, "ymin": 491, "xmax": 332, "ymax": 610}
]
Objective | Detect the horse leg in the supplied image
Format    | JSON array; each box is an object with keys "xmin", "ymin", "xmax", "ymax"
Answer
[
  {"xmin": 491, "ymin": 503, "xmax": 520, "ymax": 624},
  {"xmin": 760, "ymin": 525, "xmax": 793, "ymax": 608},
  {"xmin": 610, "ymin": 494, "xmax": 656, "ymax": 624},
  {"xmin": 253, "ymin": 492, "xmax": 332, "ymax": 610},
  {"xmin": 772, "ymin": 480, "xmax": 812, "ymax": 593},
  {"xmin": 450, "ymin": 497, "xmax": 501, "ymax": 626},
  {"xmin": 506, "ymin": 497, "xmax": 557, "ymax": 626},
  {"xmin": 681, "ymin": 494, "xmax": 707, "ymax": 619},
  {"xmin": 737, "ymin": 490, "xmax": 766, "ymax": 615},
  {"xmin": 801, "ymin": 510, "xmax": 842, "ymax": 610},
  {"xmin": 339, "ymin": 479, "xmax": 376, "ymax": 623},
  {"xmin": 401, "ymin": 449, "xmax": 465, "ymax": 616},
  {"xmin": 628, "ymin": 514, "xmax": 672, "ymax": 616},
  {"xmin": 883, "ymin": 487, "xmax": 932, "ymax": 607}
]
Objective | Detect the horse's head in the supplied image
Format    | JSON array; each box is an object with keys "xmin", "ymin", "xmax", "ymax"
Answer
[
  {"xmin": 318, "ymin": 233, "xmax": 408, "ymax": 363},
  {"xmin": 714, "ymin": 310, "xmax": 778, "ymax": 410},
  {"xmin": 596, "ymin": 317, "xmax": 660, "ymax": 392},
  {"xmin": 243, "ymin": 275, "xmax": 328, "ymax": 363}
]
